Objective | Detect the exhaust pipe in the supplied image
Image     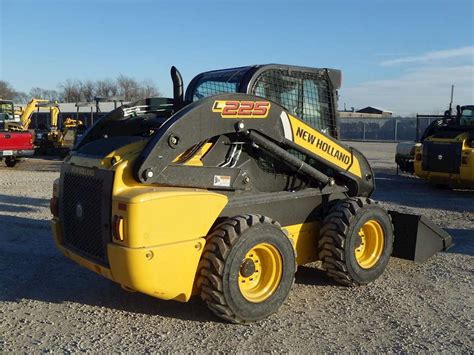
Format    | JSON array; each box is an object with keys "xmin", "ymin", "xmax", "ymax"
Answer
[{"xmin": 171, "ymin": 66, "xmax": 184, "ymax": 111}]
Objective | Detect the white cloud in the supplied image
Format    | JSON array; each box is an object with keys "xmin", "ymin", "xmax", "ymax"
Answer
[
  {"xmin": 381, "ymin": 46, "xmax": 474, "ymax": 66},
  {"xmin": 341, "ymin": 65, "xmax": 474, "ymax": 116}
]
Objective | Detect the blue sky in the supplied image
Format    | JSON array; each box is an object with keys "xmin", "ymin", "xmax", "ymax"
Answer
[{"xmin": 1, "ymin": 0, "xmax": 473, "ymax": 115}]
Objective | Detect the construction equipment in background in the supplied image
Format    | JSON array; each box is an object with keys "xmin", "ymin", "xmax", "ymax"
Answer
[
  {"xmin": 396, "ymin": 85, "xmax": 457, "ymax": 174},
  {"xmin": 413, "ymin": 104, "xmax": 474, "ymax": 188},
  {"xmin": 396, "ymin": 87, "xmax": 474, "ymax": 188},
  {"xmin": 4, "ymin": 98, "xmax": 50, "ymax": 131},
  {"xmin": 51, "ymin": 64, "xmax": 452, "ymax": 323},
  {"xmin": 34, "ymin": 102, "xmax": 83, "ymax": 157},
  {"xmin": 0, "ymin": 98, "xmax": 44, "ymax": 167}
]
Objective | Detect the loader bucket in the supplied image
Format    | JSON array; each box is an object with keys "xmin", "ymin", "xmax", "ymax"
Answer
[{"xmin": 388, "ymin": 211, "xmax": 453, "ymax": 262}]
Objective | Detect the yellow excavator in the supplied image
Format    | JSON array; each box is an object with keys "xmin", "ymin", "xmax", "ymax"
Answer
[
  {"xmin": 4, "ymin": 98, "xmax": 49, "ymax": 131},
  {"xmin": 51, "ymin": 65, "xmax": 452, "ymax": 323},
  {"xmin": 35, "ymin": 102, "xmax": 82, "ymax": 156}
]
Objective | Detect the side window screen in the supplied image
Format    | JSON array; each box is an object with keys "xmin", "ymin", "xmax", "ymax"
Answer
[
  {"xmin": 193, "ymin": 81, "xmax": 238, "ymax": 101},
  {"xmin": 191, "ymin": 69, "xmax": 246, "ymax": 101},
  {"xmin": 303, "ymin": 79, "xmax": 323, "ymax": 131},
  {"xmin": 252, "ymin": 70, "xmax": 301, "ymax": 117},
  {"xmin": 251, "ymin": 69, "xmax": 336, "ymax": 137}
]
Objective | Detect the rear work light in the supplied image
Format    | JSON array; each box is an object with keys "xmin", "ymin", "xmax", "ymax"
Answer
[
  {"xmin": 112, "ymin": 215, "xmax": 125, "ymax": 241},
  {"xmin": 50, "ymin": 197, "xmax": 59, "ymax": 217},
  {"xmin": 50, "ymin": 183, "xmax": 59, "ymax": 217}
]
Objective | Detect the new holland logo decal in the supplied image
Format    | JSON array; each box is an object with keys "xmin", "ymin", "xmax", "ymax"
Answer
[{"xmin": 212, "ymin": 100, "xmax": 271, "ymax": 118}]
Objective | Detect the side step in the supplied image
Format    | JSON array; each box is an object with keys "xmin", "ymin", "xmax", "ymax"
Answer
[{"xmin": 388, "ymin": 211, "xmax": 454, "ymax": 262}]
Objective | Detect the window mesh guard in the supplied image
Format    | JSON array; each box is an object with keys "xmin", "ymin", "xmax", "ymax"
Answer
[{"xmin": 251, "ymin": 69, "xmax": 336, "ymax": 137}]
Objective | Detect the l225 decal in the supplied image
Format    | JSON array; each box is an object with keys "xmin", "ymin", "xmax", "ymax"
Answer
[{"xmin": 212, "ymin": 100, "xmax": 271, "ymax": 118}]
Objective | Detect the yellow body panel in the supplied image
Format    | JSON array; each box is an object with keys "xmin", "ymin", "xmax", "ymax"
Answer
[
  {"xmin": 414, "ymin": 132, "xmax": 474, "ymax": 187},
  {"xmin": 53, "ymin": 216, "xmax": 321, "ymax": 303},
  {"xmin": 112, "ymin": 189, "xmax": 228, "ymax": 248},
  {"xmin": 287, "ymin": 114, "xmax": 362, "ymax": 178},
  {"xmin": 285, "ymin": 222, "xmax": 320, "ymax": 265},
  {"xmin": 55, "ymin": 141, "xmax": 323, "ymax": 304},
  {"xmin": 52, "ymin": 218, "xmax": 205, "ymax": 302},
  {"xmin": 107, "ymin": 238, "xmax": 205, "ymax": 302}
]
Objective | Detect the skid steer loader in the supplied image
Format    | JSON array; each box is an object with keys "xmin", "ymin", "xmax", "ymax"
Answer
[
  {"xmin": 50, "ymin": 64, "xmax": 452, "ymax": 323},
  {"xmin": 414, "ymin": 105, "xmax": 474, "ymax": 188}
]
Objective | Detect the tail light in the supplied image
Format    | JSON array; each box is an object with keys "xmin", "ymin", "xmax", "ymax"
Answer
[
  {"xmin": 50, "ymin": 197, "xmax": 59, "ymax": 217},
  {"xmin": 415, "ymin": 153, "xmax": 422, "ymax": 161},
  {"xmin": 112, "ymin": 215, "xmax": 125, "ymax": 241}
]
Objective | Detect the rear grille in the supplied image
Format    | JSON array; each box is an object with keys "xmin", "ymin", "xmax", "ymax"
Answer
[
  {"xmin": 422, "ymin": 142, "xmax": 462, "ymax": 174},
  {"xmin": 60, "ymin": 166, "xmax": 114, "ymax": 266}
]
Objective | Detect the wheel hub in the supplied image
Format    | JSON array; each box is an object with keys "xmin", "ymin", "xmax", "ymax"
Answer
[
  {"xmin": 354, "ymin": 219, "xmax": 384, "ymax": 269},
  {"xmin": 238, "ymin": 243, "xmax": 283, "ymax": 303},
  {"xmin": 240, "ymin": 258, "xmax": 256, "ymax": 278}
]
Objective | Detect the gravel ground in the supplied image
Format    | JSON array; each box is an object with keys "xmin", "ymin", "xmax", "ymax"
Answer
[{"xmin": 1, "ymin": 142, "xmax": 473, "ymax": 352}]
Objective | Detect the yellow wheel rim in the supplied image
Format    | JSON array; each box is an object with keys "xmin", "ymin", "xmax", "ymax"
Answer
[
  {"xmin": 238, "ymin": 243, "xmax": 283, "ymax": 303},
  {"xmin": 354, "ymin": 219, "xmax": 384, "ymax": 269}
]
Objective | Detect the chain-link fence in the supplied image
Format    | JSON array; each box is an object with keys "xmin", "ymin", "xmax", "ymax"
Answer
[
  {"xmin": 28, "ymin": 110, "xmax": 443, "ymax": 143},
  {"xmin": 339, "ymin": 115, "xmax": 442, "ymax": 142}
]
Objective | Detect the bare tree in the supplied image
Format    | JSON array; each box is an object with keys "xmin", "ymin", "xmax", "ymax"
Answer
[
  {"xmin": 81, "ymin": 80, "xmax": 96, "ymax": 102},
  {"xmin": 59, "ymin": 79, "xmax": 83, "ymax": 102},
  {"xmin": 0, "ymin": 80, "xmax": 29, "ymax": 103},
  {"xmin": 140, "ymin": 79, "xmax": 160, "ymax": 98},
  {"xmin": 14, "ymin": 91, "xmax": 29, "ymax": 104},
  {"xmin": 0, "ymin": 80, "xmax": 18, "ymax": 100},
  {"xmin": 29, "ymin": 87, "xmax": 61, "ymax": 101},
  {"xmin": 96, "ymin": 79, "xmax": 118, "ymax": 98},
  {"xmin": 56, "ymin": 75, "xmax": 160, "ymax": 102},
  {"xmin": 117, "ymin": 74, "xmax": 142, "ymax": 101}
]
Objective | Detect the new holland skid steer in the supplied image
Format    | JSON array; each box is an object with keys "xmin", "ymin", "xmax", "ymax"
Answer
[{"xmin": 51, "ymin": 64, "xmax": 452, "ymax": 323}]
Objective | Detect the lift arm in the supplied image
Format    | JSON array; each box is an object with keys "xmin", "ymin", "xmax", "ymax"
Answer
[{"xmin": 132, "ymin": 93, "xmax": 374, "ymax": 197}]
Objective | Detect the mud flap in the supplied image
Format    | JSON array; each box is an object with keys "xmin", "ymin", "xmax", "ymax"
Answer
[{"xmin": 388, "ymin": 211, "xmax": 454, "ymax": 262}]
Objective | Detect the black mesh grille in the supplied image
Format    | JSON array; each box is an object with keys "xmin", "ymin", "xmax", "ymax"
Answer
[
  {"xmin": 251, "ymin": 69, "xmax": 336, "ymax": 137},
  {"xmin": 422, "ymin": 142, "xmax": 462, "ymax": 174},
  {"xmin": 61, "ymin": 169, "xmax": 113, "ymax": 265}
]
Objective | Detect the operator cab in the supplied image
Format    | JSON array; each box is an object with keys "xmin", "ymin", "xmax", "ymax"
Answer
[
  {"xmin": 76, "ymin": 65, "xmax": 341, "ymax": 151},
  {"xmin": 185, "ymin": 64, "xmax": 341, "ymax": 138}
]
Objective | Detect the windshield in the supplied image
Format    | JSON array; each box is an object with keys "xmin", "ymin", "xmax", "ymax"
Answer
[
  {"xmin": 190, "ymin": 67, "xmax": 249, "ymax": 102},
  {"xmin": 460, "ymin": 108, "xmax": 474, "ymax": 126}
]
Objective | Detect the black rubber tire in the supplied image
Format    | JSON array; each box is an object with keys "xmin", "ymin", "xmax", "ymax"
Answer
[
  {"xmin": 318, "ymin": 197, "xmax": 394, "ymax": 286},
  {"xmin": 5, "ymin": 157, "xmax": 17, "ymax": 168},
  {"xmin": 198, "ymin": 214, "xmax": 296, "ymax": 324}
]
